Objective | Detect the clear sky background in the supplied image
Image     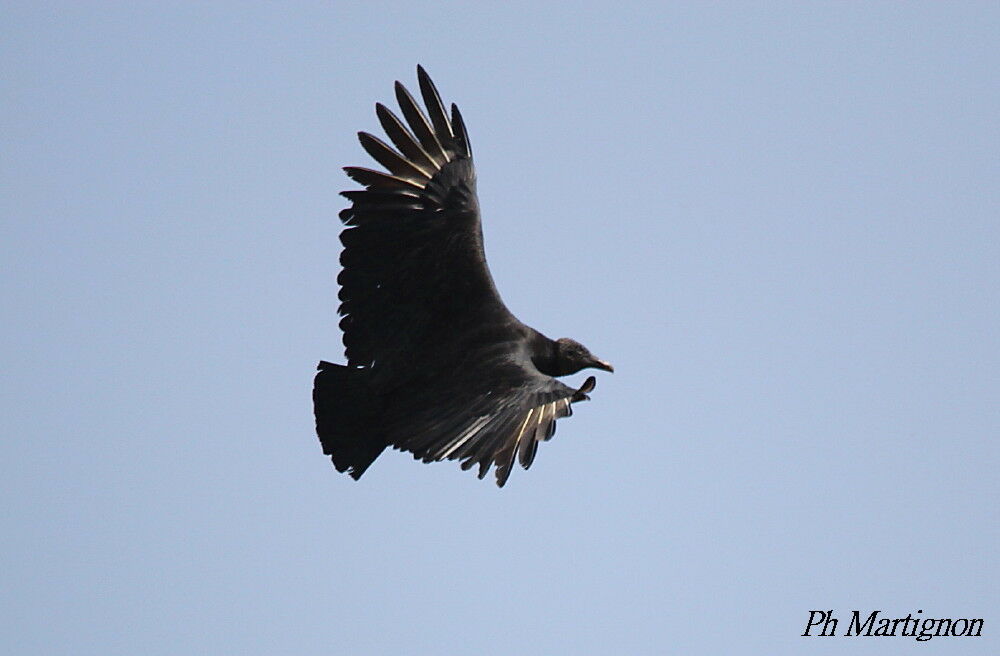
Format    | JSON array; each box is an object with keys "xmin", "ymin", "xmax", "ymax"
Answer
[{"xmin": 3, "ymin": 3, "xmax": 997, "ymax": 654}]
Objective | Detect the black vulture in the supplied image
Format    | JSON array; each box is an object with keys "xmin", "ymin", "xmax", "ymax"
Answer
[{"xmin": 314, "ymin": 66, "xmax": 612, "ymax": 487}]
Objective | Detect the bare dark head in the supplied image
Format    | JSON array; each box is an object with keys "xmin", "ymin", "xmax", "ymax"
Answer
[{"xmin": 554, "ymin": 337, "xmax": 614, "ymax": 376}]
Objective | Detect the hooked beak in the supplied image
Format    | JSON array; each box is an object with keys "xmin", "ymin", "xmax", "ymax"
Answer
[{"xmin": 590, "ymin": 357, "xmax": 614, "ymax": 373}]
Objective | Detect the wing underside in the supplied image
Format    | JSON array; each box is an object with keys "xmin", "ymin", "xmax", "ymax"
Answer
[
  {"xmin": 338, "ymin": 66, "xmax": 504, "ymax": 377},
  {"xmin": 389, "ymin": 371, "xmax": 597, "ymax": 487}
]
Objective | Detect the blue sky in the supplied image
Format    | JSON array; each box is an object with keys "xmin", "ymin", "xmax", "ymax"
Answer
[{"xmin": 3, "ymin": 2, "xmax": 997, "ymax": 654}]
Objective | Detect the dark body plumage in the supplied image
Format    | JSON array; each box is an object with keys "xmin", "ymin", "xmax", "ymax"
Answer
[{"xmin": 314, "ymin": 67, "xmax": 612, "ymax": 486}]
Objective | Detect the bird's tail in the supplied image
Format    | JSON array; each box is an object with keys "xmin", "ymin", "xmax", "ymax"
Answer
[{"xmin": 313, "ymin": 361, "xmax": 387, "ymax": 479}]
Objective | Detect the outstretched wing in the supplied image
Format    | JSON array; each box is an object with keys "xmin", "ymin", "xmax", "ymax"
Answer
[
  {"xmin": 337, "ymin": 66, "xmax": 512, "ymax": 380},
  {"xmin": 386, "ymin": 364, "xmax": 598, "ymax": 487}
]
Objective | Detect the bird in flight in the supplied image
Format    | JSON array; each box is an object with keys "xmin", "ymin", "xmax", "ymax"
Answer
[{"xmin": 314, "ymin": 66, "xmax": 612, "ymax": 486}]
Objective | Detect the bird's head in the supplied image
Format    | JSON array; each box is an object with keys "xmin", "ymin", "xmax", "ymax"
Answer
[{"xmin": 554, "ymin": 338, "xmax": 614, "ymax": 375}]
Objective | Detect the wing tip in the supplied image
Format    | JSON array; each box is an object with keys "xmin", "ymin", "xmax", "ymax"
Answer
[{"xmin": 573, "ymin": 376, "xmax": 597, "ymax": 401}]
